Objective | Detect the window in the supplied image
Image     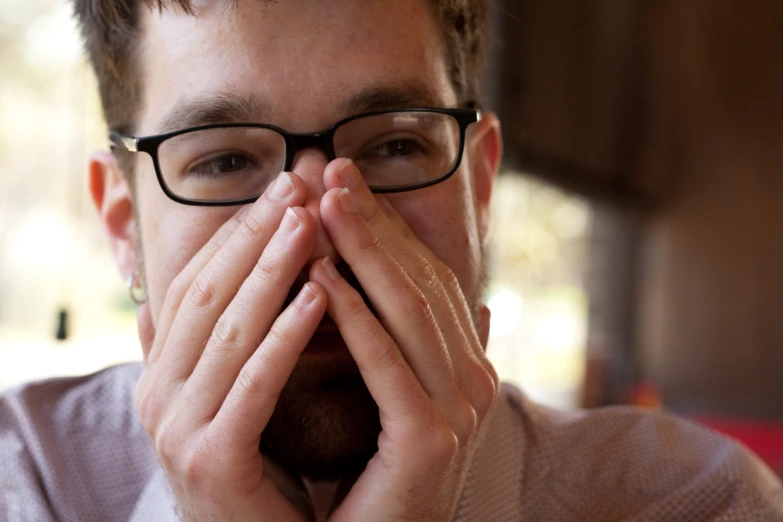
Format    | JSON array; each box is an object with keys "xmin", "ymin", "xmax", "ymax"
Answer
[{"xmin": 486, "ymin": 173, "xmax": 592, "ymax": 408}]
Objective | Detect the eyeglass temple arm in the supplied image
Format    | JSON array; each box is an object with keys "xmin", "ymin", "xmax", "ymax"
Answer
[{"xmin": 109, "ymin": 131, "xmax": 139, "ymax": 152}]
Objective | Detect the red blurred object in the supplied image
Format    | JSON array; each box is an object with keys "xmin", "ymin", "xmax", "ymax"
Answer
[
  {"xmin": 631, "ymin": 381, "xmax": 663, "ymax": 410},
  {"xmin": 692, "ymin": 417, "xmax": 783, "ymax": 476}
]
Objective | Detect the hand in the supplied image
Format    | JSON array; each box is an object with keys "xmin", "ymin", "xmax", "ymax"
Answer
[
  {"xmin": 310, "ymin": 159, "xmax": 499, "ymax": 521},
  {"xmin": 134, "ymin": 172, "xmax": 325, "ymax": 522}
]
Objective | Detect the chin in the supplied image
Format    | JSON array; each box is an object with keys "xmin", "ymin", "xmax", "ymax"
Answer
[{"xmin": 259, "ymin": 336, "xmax": 381, "ymax": 482}]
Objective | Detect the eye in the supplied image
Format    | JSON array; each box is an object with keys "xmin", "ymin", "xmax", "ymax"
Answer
[
  {"xmin": 214, "ymin": 154, "xmax": 250, "ymax": 172},
  {"xmin": 188, "ymin": 152, "xmax": 255, "ymax": 178},
  {"xmin": 366, "ymin": 138, "xmax": 428, "ymax": 158}
]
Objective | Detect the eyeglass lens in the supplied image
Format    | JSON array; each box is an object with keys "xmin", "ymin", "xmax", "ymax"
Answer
[{"xmin": 156, "ymin": 111, "xmax": 461, "ymax": 202}]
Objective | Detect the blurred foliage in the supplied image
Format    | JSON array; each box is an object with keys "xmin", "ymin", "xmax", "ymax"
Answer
[
  {"xmin": 486, "ymin": 173, "xmax": 592, "ymax": 408},
  {"xmin": 0, "ymin": 0, "xmax": 135, "ymax": 381}
]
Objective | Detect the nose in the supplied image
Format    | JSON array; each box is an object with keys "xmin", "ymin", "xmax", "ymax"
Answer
[{"xmin": 289, "ymin": 149, "xmax": 341, "ymax": 266}]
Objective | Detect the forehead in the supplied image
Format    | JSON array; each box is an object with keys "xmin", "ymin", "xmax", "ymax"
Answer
[{"xmin": 136, "ymin": 0, "xmax": 456, "ymax": 134}]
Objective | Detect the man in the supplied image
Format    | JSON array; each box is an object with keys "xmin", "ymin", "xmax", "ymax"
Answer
[{"xmin": 0, "ymin": 0, "xmax": 781, "ymax": 520}]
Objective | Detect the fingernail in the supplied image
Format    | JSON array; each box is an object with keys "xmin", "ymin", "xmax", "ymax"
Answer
[
  {"xmin": 321, "ymin": 256, "xmax": 340, "ymax": 280},
  {"xmin": 295, "ymin": 283, "xmax": 317, "ymax": 307},
  {"xmin": 268, "ymin": 172, "xmax": 295, "ymax": 201},
  {"xmin": 339, "ymin": 187, "xmax": 358, "ymax": 213},
  {"xmin": 279, "ymin": 207, "xmax": 301, "ymax": 234},
  {"xmin": 336, "ymin": 158, "xmax": 358, "ymax": 188}
]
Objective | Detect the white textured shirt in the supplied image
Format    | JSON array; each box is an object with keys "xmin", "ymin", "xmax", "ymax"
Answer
[{"xmin": 1, "ymin": 363, "xmax": 781, "ymax": 521}]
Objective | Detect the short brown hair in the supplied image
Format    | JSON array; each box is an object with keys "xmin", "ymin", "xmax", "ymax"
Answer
[{"xmin": 73, "ymin": 0, "xmax": 488, "ymax": 134}]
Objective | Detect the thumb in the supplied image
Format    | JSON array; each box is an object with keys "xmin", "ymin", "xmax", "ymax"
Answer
[{"xmin": 136, "ymin": 303, "xmax": 156, "ymax": 362}]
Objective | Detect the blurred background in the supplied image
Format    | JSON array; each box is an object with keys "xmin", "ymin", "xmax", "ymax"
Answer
[{"xmin": 1, "ymin": 0, "xmax": 781, "ymax": 474}]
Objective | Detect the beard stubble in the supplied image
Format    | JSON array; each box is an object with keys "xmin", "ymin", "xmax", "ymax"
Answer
[{"xmin": 259, "ymin": 344, "xmax": 382, "ymax": 482}]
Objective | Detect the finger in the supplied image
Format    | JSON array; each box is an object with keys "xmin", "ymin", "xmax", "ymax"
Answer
[
  {"xmin": 210, "ymin": 282, "xmax": 327, "ymax": 449},
  {"xmin": 137, "ymin": 174, "xmax": 304, "ymax": 434},
  {"xmin": 146, "ymin": 203, "xmax": 249, "ymax": 365},
  {"xmin": 326, "ymin": 159, "xmax": 484, "ymax": 354},
  {"xmin": 314, "ymin": 251, "xmax": 485, "ymax": 442},
  {"xmin": 319, "ymin": 185, "xmax": 467, "ymax": 397},
  {"xmin": 374, "ymin": 191, "xmax": 498, "ymax": 409},
  {"xmin": 377, "ymin": 193, "xmax": 484, "ymax": 348},
  {"xmin": 318, "ymin": 192, "xmax": 459, "ymax": 396},
  {"xmin": 308, "ymin": 258, "xmax": 432, "ymax": 424},
  {"xmin": 148, "ymin": 172, "xmax": 303, "ymax": 366},
  {"xmin": 135, "ymin": 303, "xmax": 157, "ymax": 421},
  {"xmin": 155, "ymin": 172, "xmax": 305, "ymax": 382},
  {"xmin": 374, "ymin": 192, "xmax": 500, "ymax": 418},
  {"xmin": 325, "ymin": 160, "xmax": 498, "ymax": 411},
  {"xmin": 181, "ymin": 206, "xmax": 317, "ymax": 421},
  {"xmin": 376, "ymin": 193, "xmax": 500, "ymax": 409},
  {"xmin": 137, "ymin": 302, "xmax": 155, "ymax": 361}
]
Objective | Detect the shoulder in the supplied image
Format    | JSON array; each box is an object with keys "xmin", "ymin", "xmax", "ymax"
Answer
[
  {"xmin": 0, "ymin": 362, "xmax": 143, "ymax": 434},
  {"xmin": 499, "ymin": 384, "xmax": 783, "ymax": 520},
  {"xmin": 0, "ymin": 363, "xmax": 157, "ymax": 522}
]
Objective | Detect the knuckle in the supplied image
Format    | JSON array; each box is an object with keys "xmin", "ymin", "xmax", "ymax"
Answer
[
  {"xmin": 472, "ymin": 361, "xmax": 500, "ymax": 416},
  {"xmin": 358, "ymin": 233, "xmax": 384, "ymax": 256},
  {"xmin": 135, "ymin": 388, "xmax": 157, "ymax": 432},
  {"xmin": 346, "ymin": 310, "xmax": 399, "ymax": 371},
  {"xmin": 180, "ymin": 445, "xmax": 213, "ymax": 490},
  {"xmin": 392, "ymin": 413, "xmax": 430, "ymax": 452},
  {"xmin": 487, "ymin": 362, "xmax": 500, "ymax": 393},
  {"xmin": 440, "ymin": 265, "xmax": 461, "ymax": 294},
  {"xmin": 404, "ymin": 289, "xmax": 433, "ymax": 322},
  {"xmin": 252, "ymin": 256, "xmax": 277, "ymax": 286},
  {"xmin": 239, "ymin": 211, "xmax": 267, "ymax": 239},
  {"xmin": 166, "ymin": 272, "xmax": 191, "ymax": 307},
  {"xmin": 345, "ymin": 293, "xmax": 370, "ymax": 321},
  {"xmin": 372, "ymin": 335, "xmax": 402, "ymax": 369},
  {"xmin": 262, "ymin": 325, "xmax": 286, "ymax": 352},
  {"xmin": 454, "ymin": 396, "xmax": 479, "ymax": 439},
  {"xmin": 363, "ymin": 199, "xmax": 382, "ymax": 223},
  {"xmin": 210, "ymin": 319, "xmax": 243, "ymax": 351},
  {"xmin": 166, "ymin": 441, "xmax": 214, "ymax": 491},
  {"xmin": 234, "ymin": 365, "xmax": 276, "ymax": 404},
  {"xmin": 426, "ymin": 423, "xmax": 459, "ymax": 463},
  {"xmin": 154, "ymin": 420, "xmax": 183, "ymax": 470},
  {"xmin": 190, "ymin": 271, "xmax": 219, "ymax": 309},
  {"xmin": 156, "ymin": 421, "xmax": 217, "ymax": 490},
  {"xmin": 157, "ymin": 426, "xmax": 214, "ymax": 490},
  {"xmin": 350, "ymin": 314, "xmax": 398, "ymax": 371},
  {"xmin": 483, "ymin": 360, "xmax": 501, "ymax": 395},
  {"xmin": 412, "ymin": 257, "xmax": 439, "ymax": 290}
]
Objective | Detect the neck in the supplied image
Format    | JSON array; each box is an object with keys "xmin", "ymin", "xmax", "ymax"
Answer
[
  {"xmin": 262, "ymin": 456, "xmax": 358, "ymax": 521},
  {"xmin": 303, "ymin": 479, "xmax": 341, "ymax": 522}
]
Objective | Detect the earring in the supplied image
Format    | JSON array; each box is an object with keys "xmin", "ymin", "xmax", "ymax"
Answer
[{"xmin": 127, "ymin": 272, "xmax": 148, "ymax": 305}]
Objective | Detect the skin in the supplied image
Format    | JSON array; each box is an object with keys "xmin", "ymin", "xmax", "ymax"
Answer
[{"xmin": 89, "ymin": 0, "xmax": 503, "ymax": 520}]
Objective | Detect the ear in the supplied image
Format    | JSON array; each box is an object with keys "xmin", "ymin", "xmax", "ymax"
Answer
[
  {"xmin": 89, "ymin": 151, "xmax": 136, "ymax": 281},
  {"xmin": 468, "ymin": 112, "xmax": 502, "ymax": 241}
]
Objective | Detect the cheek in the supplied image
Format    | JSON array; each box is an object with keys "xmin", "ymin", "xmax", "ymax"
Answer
[{"xmin": 138, "ymin": 183, "xmax": 234, "ymax": 319}]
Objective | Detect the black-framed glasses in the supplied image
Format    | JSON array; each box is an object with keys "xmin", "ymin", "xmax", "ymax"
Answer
[{"xmin": 110, "ymin": 107, "xmax": 481, "ymax": 206}]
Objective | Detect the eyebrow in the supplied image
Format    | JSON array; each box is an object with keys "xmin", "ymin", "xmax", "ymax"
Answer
[
  {"xmin": 155, "ymin": 81, "xmax": 446, "ymax": 135},
  {"xmin": 156, "ymin": 92, "xmax": 272, "ymax": 134},
  {"xmin": 339, "ymin": 82, "xmax": 446, "ymax": 116}
]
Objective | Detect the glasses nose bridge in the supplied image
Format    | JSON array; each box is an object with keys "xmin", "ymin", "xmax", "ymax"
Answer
[{"xmin": 283, "ymin": 130, "xmax": 336, "ymax": 171}]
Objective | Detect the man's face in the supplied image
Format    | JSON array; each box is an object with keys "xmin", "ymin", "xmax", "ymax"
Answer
[{"xmin": 123, "ymin": 0, "xmax": 497, "ymax": 479}]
